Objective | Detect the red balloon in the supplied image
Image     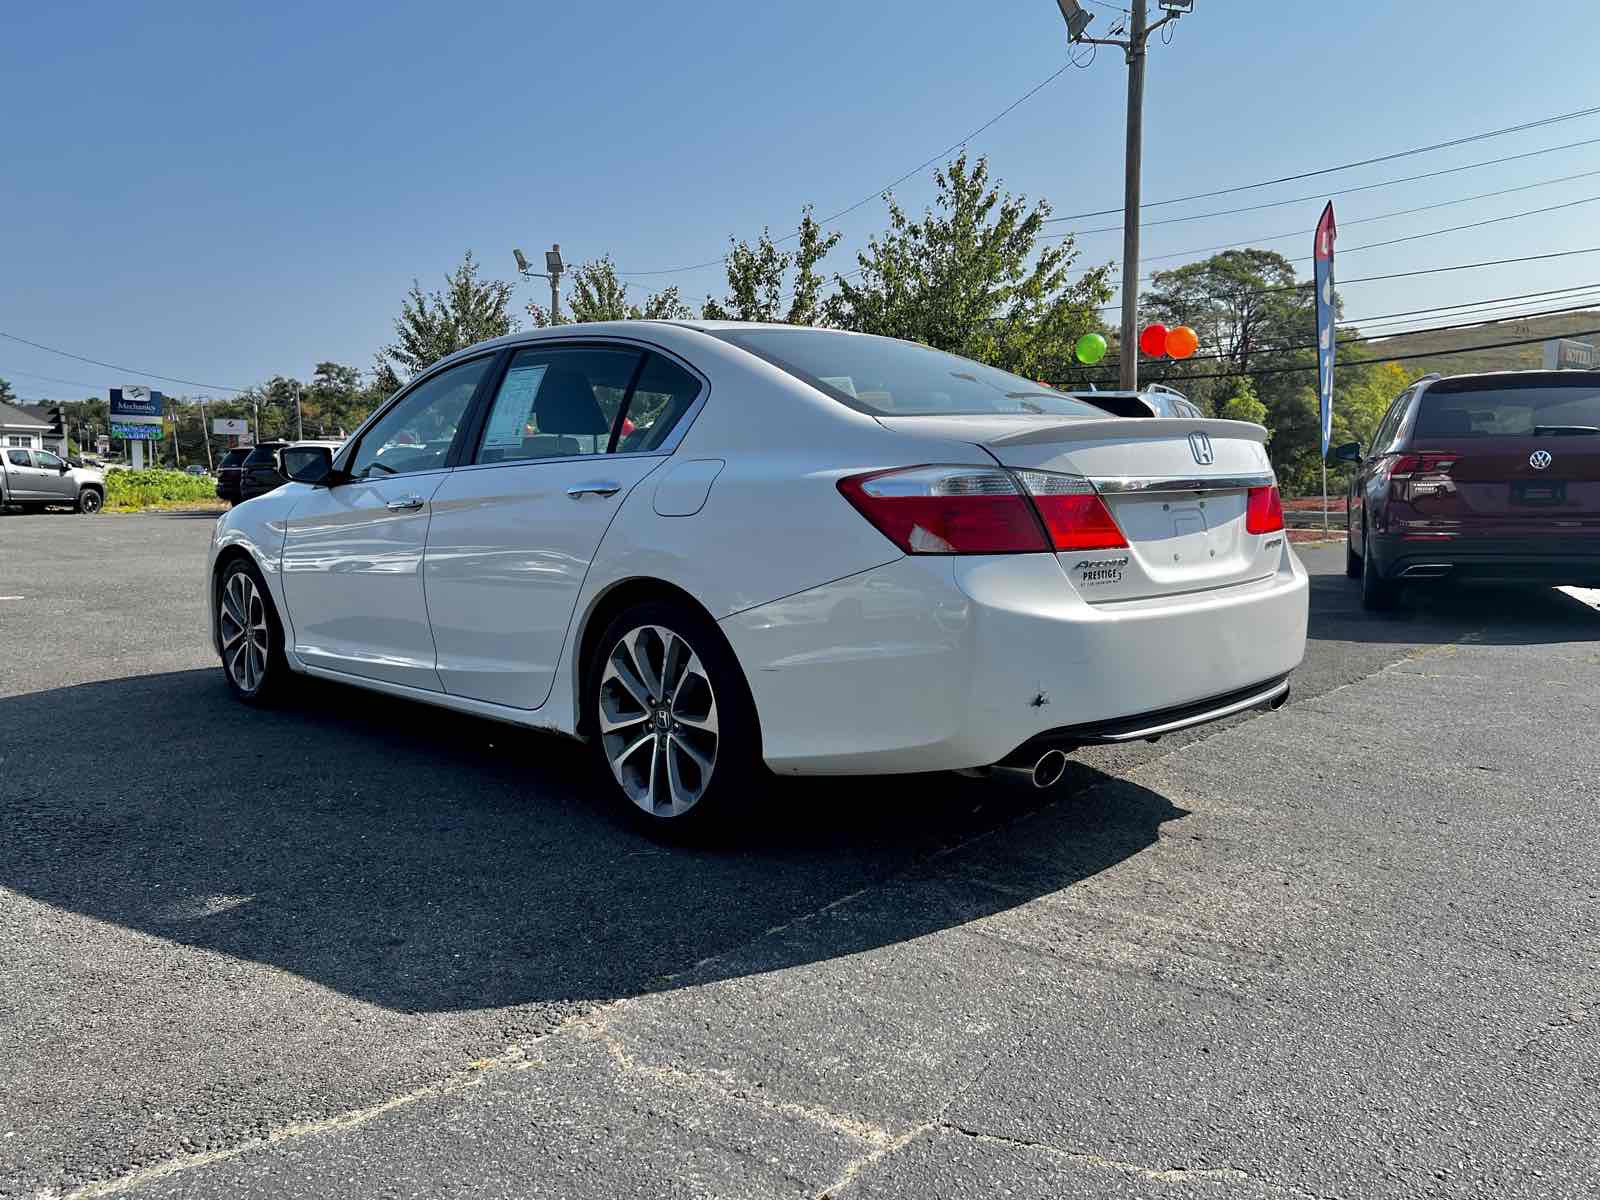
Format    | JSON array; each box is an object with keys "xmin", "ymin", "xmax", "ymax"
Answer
[
  {"xmin": 1139, "ymin": 324, "xmax": 1169, "ymax": 357},
  {"xmin": 1165, "ymin": 325, "xmax": 1199, "ymax": 359}
]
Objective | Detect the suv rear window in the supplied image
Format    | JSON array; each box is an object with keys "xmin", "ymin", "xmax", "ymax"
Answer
[
  {"xmin": 243, "ymin": 445, "xmax": 283, "ymax": 466},
  {"xmin": 1416, "ymin": 377, "xmax": 1600, "ymax": 438},
  {"xmin": 712, "ymin": 328, "xmax": 1104, "ymax": 419},
  {"xmin": 220, "ymin": 449, "xmax": 251, "ymax": 468}
]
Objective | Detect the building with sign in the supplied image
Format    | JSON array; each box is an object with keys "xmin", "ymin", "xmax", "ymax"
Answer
[{"xmin": 1544, "ymin": 338, "xmax": 1599, "ymax": 370}]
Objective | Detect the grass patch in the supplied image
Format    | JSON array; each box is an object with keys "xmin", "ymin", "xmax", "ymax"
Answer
[{"xmin": 104, "ymin": 468, "xmax": 217, "ymax": 509}]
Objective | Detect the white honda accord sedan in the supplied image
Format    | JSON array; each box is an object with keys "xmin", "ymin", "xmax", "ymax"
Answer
[{"xmin": 208, "ymin": 321, "xmax": 1308, "ymax": 828}]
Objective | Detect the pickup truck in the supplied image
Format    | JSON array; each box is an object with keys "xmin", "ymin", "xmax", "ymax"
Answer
[{"xmin": 0, "ymin": 446, "xmax": 106, "ymax": 513}]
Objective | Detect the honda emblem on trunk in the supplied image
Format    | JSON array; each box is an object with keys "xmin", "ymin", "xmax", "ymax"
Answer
[
  {"xmin": 1188, "ymin": 432, "xmax": 1214, "ymax": 465},
  {"xmin": 1529, "ymin": 449, "xmax": 1553, "ymax": 471}
]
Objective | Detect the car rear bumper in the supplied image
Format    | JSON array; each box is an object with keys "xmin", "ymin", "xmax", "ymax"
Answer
[
  {"xmin": 721, "ymin": 545, "xmax": 1308, "ymax": 775},
  {"xmin": 1370, "ymin": 535, "xmax": 1600, "ymax": 584}
]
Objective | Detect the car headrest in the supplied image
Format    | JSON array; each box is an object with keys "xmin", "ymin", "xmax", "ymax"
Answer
[
  {"xmin": 537, "ymin": 367, "xmax": 611, "ymax": 435},
  {"xmin": 1428, "ymin": 409, "xmax": 1472, "ymax": 435}
]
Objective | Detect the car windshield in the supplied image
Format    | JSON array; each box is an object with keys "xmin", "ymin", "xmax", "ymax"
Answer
[
  {"xmin": 711, "ymin": 328, "xmax": 1105, "ymax": 419},
  {"xmin": 1416, "ymin": 379, "xmax": 1600, "ymax": 437}
]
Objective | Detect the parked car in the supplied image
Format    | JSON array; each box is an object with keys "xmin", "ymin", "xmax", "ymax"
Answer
[
  {"xmin": 0, "ymin": 446, "xmax": 105, "ymax": 513},
  {"xmin": 208, "ymin": 322, "xmax": 1308, "ymax": 831},
  {"xmin": 238, "ymin": 440, "xmax": 342, "ymax": 502},
  {"xmin": 1337, "ymin": 369, "xmax": 1600, "ymax": 610},
  {"xmin": 214, "ymin": 447, "xmax": 254, "ymax": 505},
  {"xmin": 1067, "ymin": 384, "xmax": 1204, "ymax": 419},
  {"xmin": 185, "ymin": 464, "xmax": 210, "ymax": 477}
]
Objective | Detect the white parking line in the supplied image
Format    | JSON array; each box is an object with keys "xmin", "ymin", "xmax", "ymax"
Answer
[{"xmin": 0, "ymin": 596, "xmax": 22, "ymax": 601}]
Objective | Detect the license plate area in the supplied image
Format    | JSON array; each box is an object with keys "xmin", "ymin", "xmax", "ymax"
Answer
[{"xmin": 1511, "ymin": 480, "xmax": 1566, "ymax": 505}]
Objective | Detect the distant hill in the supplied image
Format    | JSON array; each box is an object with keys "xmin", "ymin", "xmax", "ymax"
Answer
[{"xmin": 1360, "ymin": 309, "xmax": 1600, "ymax": 378}]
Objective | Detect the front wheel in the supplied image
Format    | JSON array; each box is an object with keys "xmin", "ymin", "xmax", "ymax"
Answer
[
  {"xmin": 76, "ymin": 488, "xmax": 102, "ymax": 514},
  {"xmin": 217, "ymin": 558, "xmax": 289, "ymax": 704},
  {"xmin": 587, "ymin": 600, "xmax": 761, "ymax": 834}
]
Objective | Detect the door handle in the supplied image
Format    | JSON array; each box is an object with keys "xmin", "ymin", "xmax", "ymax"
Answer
[
  {"xmin": 386, "ymin": 494, "xmax": 425, "ymax": 511},
  {"xmin": 566, "ymin": 481, "xmax": 622, "ymax": 499}
]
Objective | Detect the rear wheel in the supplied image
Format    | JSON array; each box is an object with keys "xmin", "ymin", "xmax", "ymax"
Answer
[
  {"xmin": 1345, "ymin": 509, "xmax": 1361, "ymax": 578},
  {"xmin": 587, "ymin": 600, "xmax": 760, "ymax": 834},
  {"xmin": 217, "ymin": 558, "xmax": 289, "ymax": 704},
  {"xmin": 1360, "ymin": 521, "xmax": 1402, "ymax": 612},
  {"xmin": 76, "ymin": 488, "xmax": 102, "ymax": 514}
]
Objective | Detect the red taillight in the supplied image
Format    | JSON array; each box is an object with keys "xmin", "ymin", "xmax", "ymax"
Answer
[
  {"xmin": 837, "ymin": 466, "xmax": 1049, "ymax": 554},
  {"xmin": 1013, "ymin": 469, "xmax": 1128, "ymax": 551},
  {"xmin": 837, "ymin": 466, "xmax": 1127, "ymax": 555},
  {"xmin": 1390, "ymin": 453, "xmax": 1458, "ymax": 476},
  {"xmin": 1245, "ymin": 485, "xmax": 1284, "ymax": 534}
]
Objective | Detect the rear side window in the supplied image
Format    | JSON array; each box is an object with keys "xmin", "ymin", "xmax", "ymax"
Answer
[
  {"xmin": 618, "ymin": 354, "xmax": 701, "ymax": 452},
  {"xmin": 1416, "ymin": 380, "xmax": 1600, "ymax": 438},
  {"xmin": 713, "ymin": 328, "xmax": 1104, "ymax": 419},
  {"xmin": 222, "ymin": 449, "xmax": 251, "ymax": 468}
]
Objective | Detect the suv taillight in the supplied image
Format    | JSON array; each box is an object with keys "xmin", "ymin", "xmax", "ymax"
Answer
[
  {"xmin": 1387, "ymin": 452, "xmax": 1459, "ymax": 502},
  {"xmin": 1245, "ymin": 485, "xmax": 1285, "ymax": 534},
  {"xmin": 837, "ymin": 466, "xmax": 1127, "ymax": 555}
]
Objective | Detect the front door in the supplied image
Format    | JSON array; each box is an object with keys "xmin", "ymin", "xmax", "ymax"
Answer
[
  {"xmin": 280, "ymin": 354, "xmax": 494, "ymax": 692},
  {"xmin": 424, "ymin": 345, "xmax": 702, "ymax": 708},
  {"xmin": 32, "ymin": 450, "xmax": 76, "ymax": 502}
]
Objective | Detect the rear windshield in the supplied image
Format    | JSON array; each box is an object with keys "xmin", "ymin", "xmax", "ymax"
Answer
[
  {"xmin": 243, "ymin": 445, "xmax": 281, "ymax": 465},
  {"xmin": 221, "ymin": 449, "xmax": 251, "ymax": 467},
  {"xmin": 1416, "ymin": 380, "xmax": 1600, "ymax": 438},
  {"xmin": 712, "ymin": 328, "xmax": 1105, "ymax": 419}
]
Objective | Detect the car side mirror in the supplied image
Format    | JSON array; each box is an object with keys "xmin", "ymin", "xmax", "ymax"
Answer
[
  {"xmin": 58, "ymin": 463, "xmax": 69, "ymax": 474},
  {"xmin": 279, "ymin": 445, "xmax": 334, "ymax": 484},
  {"xmin": 1330, "ymin": 441, "xmax": 1362, "ymax": 465}
]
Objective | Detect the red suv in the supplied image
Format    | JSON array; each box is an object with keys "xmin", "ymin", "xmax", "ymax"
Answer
[{"xmin": 1337, "ymin": 370, "xmax": 1600, "ymax": 610}]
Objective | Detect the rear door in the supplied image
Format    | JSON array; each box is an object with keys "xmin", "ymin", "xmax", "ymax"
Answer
[
  {"xmin": 893, "ymin": 415, "xmax": 1282, "ymax": 602},
  {"xmin": 1403, "ymin": 375, "xmax": 1600, "ymax": 539}
]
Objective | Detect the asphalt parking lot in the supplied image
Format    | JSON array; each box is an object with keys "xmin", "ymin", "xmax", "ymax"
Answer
[{"xmin": 3, "ymin": 512, "xmax": 1598, "ymax": 1199}]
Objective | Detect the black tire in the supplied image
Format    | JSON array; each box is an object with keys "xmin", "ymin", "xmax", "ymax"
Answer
[
  {"xmin": 1360, "ymin": 522, "xmax": 1402, "ymax": 612},
  {"xmin": 1345, "ymin": 520, "xmax": 1361, "ymax": 579},
  {"xmin": 585, "ymin": 599, "xmax": 762, "ymax": 836},
  {"xmin": 216, "ymin": 557, "xmax": 290, "ymax": 705},
  {"xmin": 76, "ymin": 487, "xmax": 103, "ymax": 514}
]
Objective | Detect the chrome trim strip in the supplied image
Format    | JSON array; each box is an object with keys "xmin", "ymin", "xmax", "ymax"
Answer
[
  {"xmin": 1087, "ymin": 680, "xmax": 1290, "ymax": 743},
  {"xmin": 1091, "ymin": 472, "xmax": 1276, "ymax": 495}
]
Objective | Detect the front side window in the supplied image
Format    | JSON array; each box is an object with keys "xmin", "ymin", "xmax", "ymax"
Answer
[
  {"xmin": 35, "ymin": 451, "xmax": 63, "ymax": 469},
  {"xmin": 475, "ymin": 347, "xmax": 641, "ymax": 463},
  {"xmin": 712, "ymin": 328, "xmax": 1105, "ymax": 419},
  {"xmin": 350, "ymin": 356, "xmax": 491, "ymax": 479},
  {"xmin": 6, "ymin": 449, "xmax": 29, "ymax": 466}
]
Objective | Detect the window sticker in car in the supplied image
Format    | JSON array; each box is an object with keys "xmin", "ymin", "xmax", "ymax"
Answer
[{"xmin": 483, "ymin": 364, "xmax": 548, "ymax": 449}]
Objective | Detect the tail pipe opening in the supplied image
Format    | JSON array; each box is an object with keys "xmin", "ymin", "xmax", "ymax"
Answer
[
  {"xmin": 993, "ymin": 749, "xmax": 1069, "ymax": 789},
  {"xmin": 1400, "ymin": 563, "xmax": 1453, "ymax": 579}
]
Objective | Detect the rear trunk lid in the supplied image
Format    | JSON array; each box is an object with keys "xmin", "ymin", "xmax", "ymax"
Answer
[
  {"xmin": 878, "ymin": 415, "xmax": 1282, "ymax": 601},
  {"xmin": 1402, "ymin": 374, "xmax": 1600, "ymax": 538}
]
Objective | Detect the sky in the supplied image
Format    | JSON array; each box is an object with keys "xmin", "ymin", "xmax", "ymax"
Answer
[{"xmin": 3, "ymin": 0, "xmax": 1599, "ymax": 403}]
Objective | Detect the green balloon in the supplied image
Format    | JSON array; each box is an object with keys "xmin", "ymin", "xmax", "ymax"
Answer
[{"xmin": 1075, "ymin": 332, "xmax": 1108, "ymax": 364}]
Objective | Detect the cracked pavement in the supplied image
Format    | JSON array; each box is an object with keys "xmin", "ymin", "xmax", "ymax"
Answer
[{"xmin": 2, "ymin": 515, "xmax": 1598, "ymax": 1198}]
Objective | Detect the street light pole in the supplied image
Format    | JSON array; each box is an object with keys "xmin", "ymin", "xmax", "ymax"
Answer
[
  {"xmin": 513, "ymin": 244, "xmax": 566, "ymax": 323},
  {"xmin": 1056, "ymin": 0, "xmax": 1192, "ymax": 391}
]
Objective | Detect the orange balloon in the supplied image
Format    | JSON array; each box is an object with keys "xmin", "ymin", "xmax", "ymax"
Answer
[{"xmin": 1165, "ymin": 325, "xmax": 1199, "ymax": 359}]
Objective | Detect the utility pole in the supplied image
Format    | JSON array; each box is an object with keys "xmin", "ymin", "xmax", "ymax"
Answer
[
  {"xmin": 1056, "ymin": 0, "xmax": 1193, "ymax": 390},
  {"xmin": 294, "ymin": 383, "xmax": 304, "ymax": 441}
]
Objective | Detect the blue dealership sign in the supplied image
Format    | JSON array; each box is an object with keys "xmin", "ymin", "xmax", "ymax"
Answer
[{"xmin": 109, "ymin": 386, "xmax": 165, "ymax": 417}]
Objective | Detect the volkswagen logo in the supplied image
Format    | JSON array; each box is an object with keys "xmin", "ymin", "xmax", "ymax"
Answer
[
  {"xmin": 1530, "ymin": 449, "xmax": 1553, "ymax": 471},
  {"xmin": 1188, "ymin": 431, "xmax": 1214, "ymax": 465}
]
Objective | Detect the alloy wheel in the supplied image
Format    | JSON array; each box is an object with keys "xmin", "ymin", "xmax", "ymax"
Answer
[
  {"xmin": 79, "ymin": 490, "xmax": 102, "ymax": 514},
  {"xmin": 220, "ymin": 571, "xmax": 271, "ymax": 694},
  {"xmin": 598, "ymin": 624, "xmax": 719, "ymax": 817}
]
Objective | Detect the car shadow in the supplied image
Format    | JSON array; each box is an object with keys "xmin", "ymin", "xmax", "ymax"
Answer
[
  {"xmin": 0, "ymin": 669, "xmax": 1184, "ymax": 1014},
  {"xmin": 1303, "ymin": 569, "xmax": 1600, "ymax": 646}
]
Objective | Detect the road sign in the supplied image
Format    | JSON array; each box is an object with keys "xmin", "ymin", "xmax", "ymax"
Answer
[
  {"xmin": 1544, "ymin": 338, "xmax": 1598, "ymax": 370},
  {"xmin": 212, "ymin": 418, "xmax": 248, "ymax": 436},
  {"xmin": 109, "ymin": 386, "xmax": 164, "ymax": 417}
]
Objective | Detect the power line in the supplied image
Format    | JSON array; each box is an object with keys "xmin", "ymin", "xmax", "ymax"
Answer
[
  {"xmin": 1053, "ymin": 103, "xmax": 1600, "ymax": 221},
  {"xmin": 0, "ymin": 366, "xmax": 112, "ymax": 392},
  {"xmin": 616, "ymin": 64, "xmax": 1075, "ymax": 277},
  {"xmin": 1054, "ymin": 325, "xmax": 1600, "ymax": 386},
  {"xmin": 0, "ymin": 331, "xmax": 248, "ymax": 393},
  {"xmin": 1064, "ymin": 160, "xmax": 1600, "ymax": 238}
]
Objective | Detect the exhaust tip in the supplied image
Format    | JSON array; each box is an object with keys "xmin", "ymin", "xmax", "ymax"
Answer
[
  {"xmin": 1400, "ymin": 563, "xmax": 1453, "ymax": 578},
  {"xmin": 1032, "ymin": 749, "xmax": 1068, "ymax": 789},
  {"xmin": 1269, "ymin": 687, "xmax": 1290, "ymax": 711}
]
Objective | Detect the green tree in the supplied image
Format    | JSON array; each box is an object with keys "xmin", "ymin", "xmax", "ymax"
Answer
[
  {"xmin": 1215, "ymin": 376, "xmax": 1269, "ymax": 433},
  {"xmin": 0, "ymin": 378, "xmax": 15, "ymax": 405},
  {"xmin": 527, "ymin": 255, "xmax": 693, "ymax": 325},
  {"xmin": 303, "ymin": 362, "xmax": 378, "ymax": 438},
  {"xmin": 701, "ymin": 205, "xmax": 841, "ymax": 325},
  {"xmin": 378, "ymin": 251, "xmax": 516, "ymax": 384},
  {"xmin": 825, "ymin": 154, "xmax": 1113, "ymax": 379}
]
